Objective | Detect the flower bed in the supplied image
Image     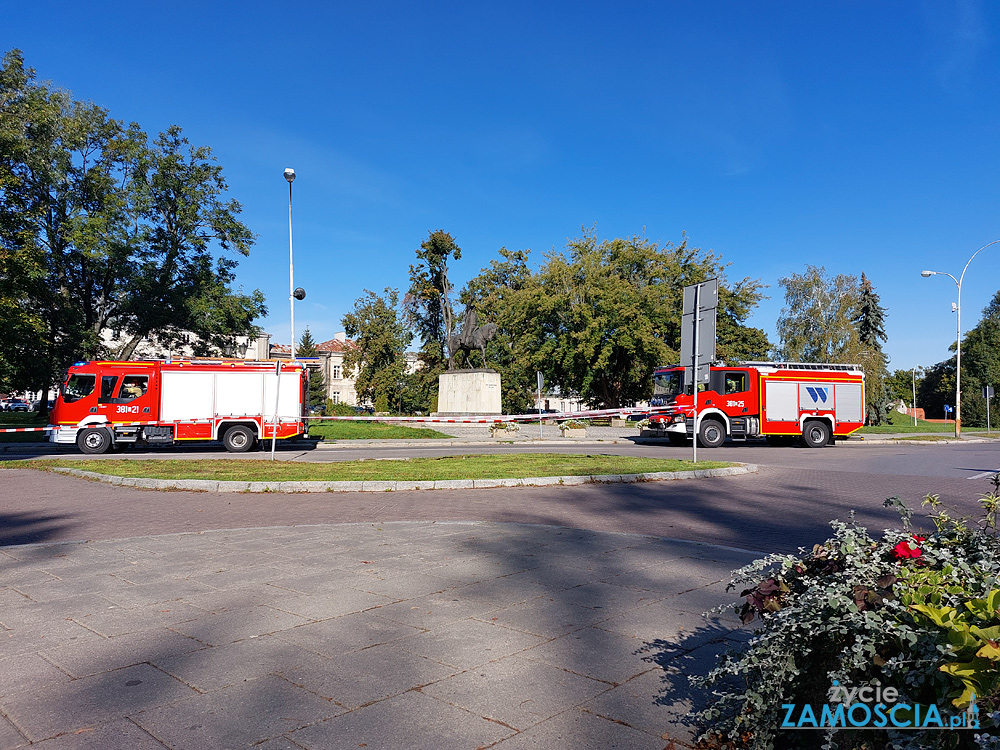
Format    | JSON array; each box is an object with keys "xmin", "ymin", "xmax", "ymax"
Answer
[
  {"xmin": 489, "ymin": 421, "xmax": 520, "ymax": 437},
  {"xmin": 690, "ymin": 474, "xmax": 1000, "ymax": 750}
]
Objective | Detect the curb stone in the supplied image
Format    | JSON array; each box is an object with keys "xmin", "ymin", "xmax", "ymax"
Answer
[{"xmin": 49, "ymin": 463, "xmax": 759, "ymax": 493}]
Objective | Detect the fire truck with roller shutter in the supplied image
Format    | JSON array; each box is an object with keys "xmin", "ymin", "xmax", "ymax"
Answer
[
  {"xmin": 646, "ymin": 361, "xmax": 866, "ymax": 447},
  {"xmin": 49, "ymin": 359, "xmax": 308, "ymax": 454}
]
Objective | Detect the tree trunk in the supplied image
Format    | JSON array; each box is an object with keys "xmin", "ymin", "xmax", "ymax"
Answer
[{"xmin": 118, "ymin": 334, "xmax": 145, "ymax": 361}]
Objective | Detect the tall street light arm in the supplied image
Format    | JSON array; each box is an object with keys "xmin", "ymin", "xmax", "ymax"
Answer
[
  {"xmin": 921, "ymin": 239, "xmax": 1000, "ymax": 438},
  {"xmin": 284, "ymin": 168, "xmax": 296, "ymax": 360}
]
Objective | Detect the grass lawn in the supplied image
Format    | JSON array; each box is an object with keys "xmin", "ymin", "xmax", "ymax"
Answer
[
  {"xmin": 0, "ymin": 412, "xmax": 49, "ymax": 442},
  {"xmin": 0, "ymin": 416, "xmax": 454, "ymax": 443},
  {"xmin": 308, "ymin": 420, "xmax": 453, "ymax": 440},
  {"xmin": 856, "ymin": 410, "xmax": 991, "ymax": 435},
  {"xmin": 1, "ymin": 453, "xmax": 732, "ymax": 482}
]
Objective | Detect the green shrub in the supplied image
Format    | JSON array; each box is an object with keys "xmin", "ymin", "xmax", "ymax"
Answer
[
  {"xmin": 325, "ymin": 400, "xmax": 359, "ymax": 416},
  {"xmin": 691, "ymin": 474, "xmax": 1000, "ymax": 749}
]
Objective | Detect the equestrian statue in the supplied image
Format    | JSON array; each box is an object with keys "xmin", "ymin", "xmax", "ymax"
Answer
[{"xmin": 446, "ymin": 307, "xmax": 497, "ymax": 370}]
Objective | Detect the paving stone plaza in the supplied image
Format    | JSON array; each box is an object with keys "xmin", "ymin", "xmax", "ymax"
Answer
[{"xmin": 0, "ymin": 521, "xmax": 755, "ymax": 749}]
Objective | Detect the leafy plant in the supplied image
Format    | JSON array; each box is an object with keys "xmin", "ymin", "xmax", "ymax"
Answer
[
  {"xmin": 689, "ymin": 476, "xmax": 1000, "ymax": 750},
  {"xmin": 911, "ymin": 590, "xmax": 1000, "ymax": 708},
  {"xmin": 489, "ymin": 421, "xmax": 520, "ymax": 436}
]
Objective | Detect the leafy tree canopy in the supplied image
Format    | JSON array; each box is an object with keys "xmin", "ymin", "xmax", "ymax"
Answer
[
  {"xmin": 404, "ymin": 229, "xmax": 460, "ymax": 365},
  {"xmin": 775, "ymin": 265, "xmax": 862, "ymax": 363},
  {"xmin": 0, "ymin": 48, "xmax": 265, "ymax": 404},
  {"xmin": 466, "ymin": 230, "xmax": 768, "ymax": 409},
  {"xmin": 342, "ymin": 287, "xmax": 412, "ymax": 412}
]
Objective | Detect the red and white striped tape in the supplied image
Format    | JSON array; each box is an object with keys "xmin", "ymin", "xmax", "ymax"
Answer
[
  {"xmin": 307, "ymin": 406, "xmax": 661, "ymax": 424},
  {"xmin": 1, "ymin": 407, "xmax": 661, "ymax": 434}
]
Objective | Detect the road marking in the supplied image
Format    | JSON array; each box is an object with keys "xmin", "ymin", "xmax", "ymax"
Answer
[{"xmin": 967, "ymin": 469, "xmax": 1000, "ymax": 481}]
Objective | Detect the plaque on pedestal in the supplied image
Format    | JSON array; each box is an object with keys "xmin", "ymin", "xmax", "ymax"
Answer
[{"xmin": 436, "ymin": 370, "xmax": 501, "ymax": 416}]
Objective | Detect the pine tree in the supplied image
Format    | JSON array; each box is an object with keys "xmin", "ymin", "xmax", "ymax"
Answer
[
  {"xmin": 297, "ymin": 327, "xmax": 326, "ymax": 410},
  {"xmin": 854, "ymin": 273, "xmax": 890, "ymax": 424}
]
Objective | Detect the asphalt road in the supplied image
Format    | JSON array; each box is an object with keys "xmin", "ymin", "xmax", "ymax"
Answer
[{"xmin": 3, "ymin": 439, "xmax": 998, "ymax": 555}]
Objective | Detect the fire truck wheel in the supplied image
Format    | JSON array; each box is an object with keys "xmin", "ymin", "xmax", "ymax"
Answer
[
  {"xmin": 802, "ymin": 420, "xmax": 831, "ymax": 448},
  {"xmin": 697, "ymin": 419, "xmax": 726, "ymax": 448},
  {"xmin": 222, "ymin": 424, "xmax": 257, "ymax": 453},
  {"xmin": 77, "ymin": 427, "xmax": 113, "ymax": 455}
]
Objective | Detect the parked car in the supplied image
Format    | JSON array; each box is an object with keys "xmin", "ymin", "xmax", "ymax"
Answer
[{"xmin": 6, "ymin": 399, "xmax": 31, "ymax": 412}]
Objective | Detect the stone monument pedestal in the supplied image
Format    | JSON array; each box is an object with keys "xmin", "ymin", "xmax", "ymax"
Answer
[{"xmin": 436, "ymin": 369, "xmax": 501, "ymax": 416}]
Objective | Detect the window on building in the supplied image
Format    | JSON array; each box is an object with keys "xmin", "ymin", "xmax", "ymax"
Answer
[
  {"xmin": 331, "ymin": 365, "xmax": 341, "ymax": 379},
  {"xmin": 331, "ymin": 392, "xmax": 341, "ymax": 404}
]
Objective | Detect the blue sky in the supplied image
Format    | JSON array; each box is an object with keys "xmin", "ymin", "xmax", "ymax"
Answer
[{"xmin": 4, "ymin": 1, "xmax": 999, "ymax": 373}]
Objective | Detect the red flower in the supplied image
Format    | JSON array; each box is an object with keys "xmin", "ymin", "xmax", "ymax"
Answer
[{"xmin": 893, "ymin": 534, "xmax": 926, "ymax": 560}]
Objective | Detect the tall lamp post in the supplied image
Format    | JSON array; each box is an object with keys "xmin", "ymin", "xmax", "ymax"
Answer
[
  {"xmin": 921, "ymin": 239, "xmax": 1000, "ymax": 438},
  {"xmin": 284, "ymin": 168, "xmax": 296, "ymax": 360}
]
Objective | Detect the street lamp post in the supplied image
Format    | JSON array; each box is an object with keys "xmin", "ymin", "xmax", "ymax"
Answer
[
  {"xmin": 921, "ymin": 239, "xmax": 1000, "ymax": 438},
  {"xmin": 284, "ymin": 168, "xmax": 296, "ymax": 360},
  {"xmin": 911, "ymin": 366, "xmax": 920, "ymax": 427}
]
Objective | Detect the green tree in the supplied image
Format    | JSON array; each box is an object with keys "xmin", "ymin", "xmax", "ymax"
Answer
[
  {"xmin": 0, "ymin": 49, "xmax": 265, "ymax": 410},
  {"xmin": 775, "ymin": 265, "xmax": 861, "ymax": 363},
  {"xmin": 886, "ymin": 368, "xmax": 921, "ymax": 407},
  {"xmin": 490, "ymin": 230, "xmax": 767, "ymax": 409},
  {"xmin": 460, "ymin": 247, "xmax": 535, "ymax": 413},
  {"xmin": 954, "ymin": 290, "xmax": 1000, "ymax": 428},
  {"xmin": 918, "ymin": 358, "xmax": 956, "ymax": 422},
  {"xmin": 117, "ymin": 125, "xmax": 265, "ymax": 359},
  {"xmin": 342, "ymin": 287, "xmax": 412, "ymax": 412},
  {"xmin": 296, "ymin": 327, "xmax": 327, "ymax": 410},
  {"xmin": 0, "ymin": 49, "xmax": 136, "ymax": 406},
  {"xmin": 402, "ymin": 230, "xmax": 463, "ymax": 412},
  {"xmin": 915, "ymin": 291, "xmax": 1000, "ymax": 427},
  {"xmin": 404, "ymin": 230, "xmax": 461, "ymax": 368},
  {"xmin": 854, "ymin": 272, "xmax": 891, "ymax": 424}
]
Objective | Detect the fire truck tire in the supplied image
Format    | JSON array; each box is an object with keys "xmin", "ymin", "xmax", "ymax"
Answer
[
  {"xmin": 77, "ymin": 427, "xmax": 113, "ymax": 455},
  {"xmin": 697, "ymin": 419, "xmax": 726, "ymax": 448},
  {"xmin": 222, "ymin": 424, "xmax": 257, "ymax": 453},
  {"xmin": 802, "ymin": 420, "xmax": 831, "ymax": 448}
]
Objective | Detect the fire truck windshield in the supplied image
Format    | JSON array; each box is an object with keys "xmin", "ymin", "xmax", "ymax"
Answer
[
  {"xmin": 653, "ymin": 370, "xmax": 683, "ymax": 398},
  {"xmin": 63, "ymin": 373, "xmax": 96, "ymax": 403}
]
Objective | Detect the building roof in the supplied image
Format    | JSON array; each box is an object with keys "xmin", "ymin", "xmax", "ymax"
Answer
[
  {"xmin": 316, "ymin": 338, "xmax": 357, "ymax": 353},
  {"xmin": 269, "ymin": 338, "xmax": 357, "ymax": 356}
]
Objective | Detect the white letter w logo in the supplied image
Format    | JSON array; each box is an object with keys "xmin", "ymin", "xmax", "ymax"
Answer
[{"xmin": 805, "ymin": 387, "xmax": 829, "ymax": 403}]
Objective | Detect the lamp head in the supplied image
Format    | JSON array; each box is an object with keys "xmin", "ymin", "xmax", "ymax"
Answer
[
  {"xmin": 284, "ymin": 168, "xmax": 296, "ymax": 183},
  {"xmin": 293, "ymin": 287, "xmax": 306, "ymax": 300},
  {"xmin": 920, "ymin": 270, "xmax": 934, "ymax": 277}
]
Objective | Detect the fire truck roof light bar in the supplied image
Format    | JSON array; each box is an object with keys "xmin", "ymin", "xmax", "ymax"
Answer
[{"xmin": 738, "ymin": 361, "xmax": 864, "ymax": 372}]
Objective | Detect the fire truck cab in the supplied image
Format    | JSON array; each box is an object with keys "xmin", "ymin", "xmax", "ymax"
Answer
[
  {"xmin": 50, "ymin": 359, "xmax": 308, "ymax": 454},
  {"xmin": 648, "ymin": 361, "xmax": 866, "ymax": 448}
]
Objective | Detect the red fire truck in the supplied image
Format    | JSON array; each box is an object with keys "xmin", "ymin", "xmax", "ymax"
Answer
[
  {"xmin": 646, "ymin": 361, "xmax": 866, "ymax": 448},
  {"xmin": 49, "ymin": 359, "xmax": 308, "ymax": 454}
]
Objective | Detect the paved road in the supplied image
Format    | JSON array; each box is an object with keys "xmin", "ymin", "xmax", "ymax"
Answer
[
  {"xmin": 2, "ymin": 439, "xmax": 997, "ymax": 748},
  {"xmin": 2, "ymin": 441, "xmax": 997, "ymax": 552}
]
